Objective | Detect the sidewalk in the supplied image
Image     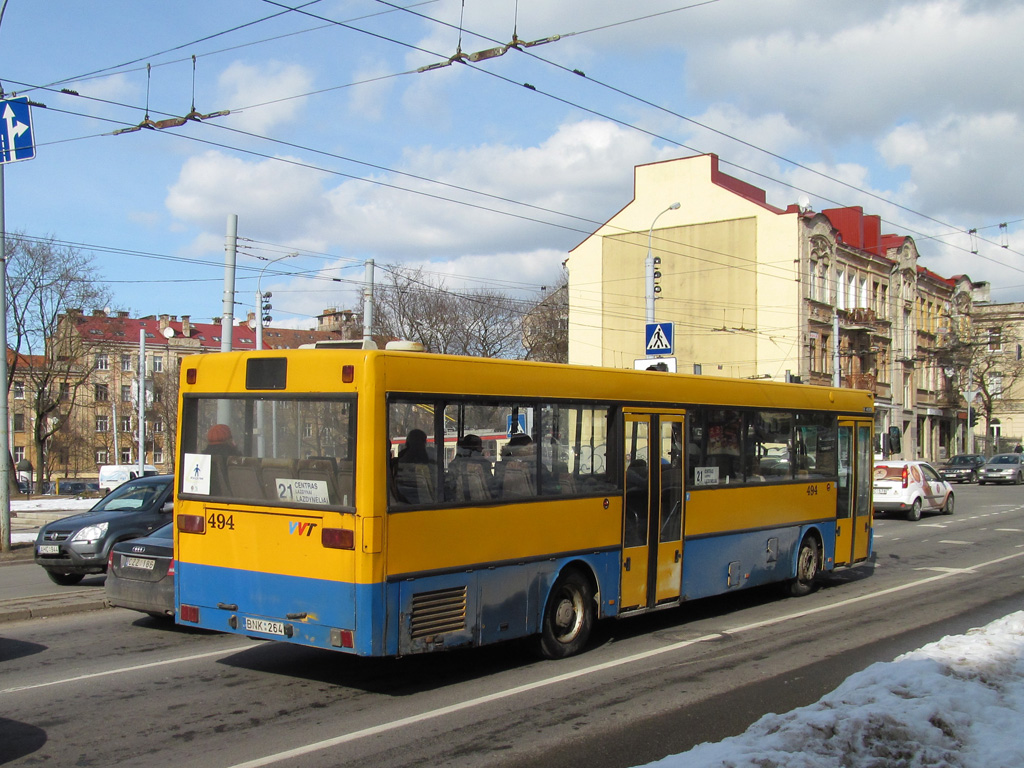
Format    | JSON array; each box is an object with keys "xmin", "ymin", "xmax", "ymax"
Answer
[{"xmin": 1, "ymin": 498, "xmax": 112, "ymax": 622}]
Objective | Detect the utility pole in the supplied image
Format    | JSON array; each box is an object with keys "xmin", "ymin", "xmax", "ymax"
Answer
[
  {"xmin": 218, "ymin": 215, "xmax": 237, "ymax": 427},
  {"xmin": 362, "ymin": 259, "xmax": 376, "ymax": 349}
]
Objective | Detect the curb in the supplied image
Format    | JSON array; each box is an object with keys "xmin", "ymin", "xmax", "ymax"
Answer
[{"xmin": 0, "ymin": 591, "xmax": 110, "ymax": 623}]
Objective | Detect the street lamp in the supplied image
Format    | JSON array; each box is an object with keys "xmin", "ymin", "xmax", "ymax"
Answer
[
  {"xmin": 646, "ymin": 202, "xmax": 680, "ymax": 324},
  {"xmin": 255, "ymin": 253, "xmax": 297, "ymax": 350}
]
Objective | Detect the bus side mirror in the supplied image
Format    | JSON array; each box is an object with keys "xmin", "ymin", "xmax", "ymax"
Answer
[{"xmin": 887, "ymin": 426, "xmax": 902, "ymax": 454}]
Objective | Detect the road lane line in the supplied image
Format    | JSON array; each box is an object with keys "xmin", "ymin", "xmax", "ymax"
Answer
[
  {"xmin": 225, "ymin": 549, "xmax": 1024, "ymax": 768},
  {"xmin": 0, "ymin": 644, "xmax": 252, "ymax": 695}
]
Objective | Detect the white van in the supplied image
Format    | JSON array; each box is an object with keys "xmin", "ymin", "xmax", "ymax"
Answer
[{"xmin": 98, "ymin": 464, "xmax": 158, "ymax": 495}]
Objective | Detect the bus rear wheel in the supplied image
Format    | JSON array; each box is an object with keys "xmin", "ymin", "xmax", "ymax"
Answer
[
  {"xmin": 536, "ymin": 569, "xmax": 595, "ymax": 659},
  {"xmin": 788, "ymin": 537, "xmax": 819, "ymax": 597}
]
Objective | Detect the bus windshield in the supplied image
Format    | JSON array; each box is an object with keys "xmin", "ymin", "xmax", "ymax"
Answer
[{"xmin": 179, "ymin": 395, "xmax": 356, "ymax": 509}]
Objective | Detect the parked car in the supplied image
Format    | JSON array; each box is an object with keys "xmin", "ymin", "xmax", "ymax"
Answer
[
  {"xmin": 34, "ymin": 474, "xmax": 173, "ymax": 585},
  {"xmin": 977, "ymin": 453, "xmax": 1024, "ymax": 485},
  {"xmin": 940, "ymin": 453, "xmax": 987, "ymax": 484},
  {"xmin": 873, "ymin": 460, "xmax": 954, "ymax": 521},
  {"xmin": 105, "ymin": 522, "xmax": 174, "ymax": 618}
]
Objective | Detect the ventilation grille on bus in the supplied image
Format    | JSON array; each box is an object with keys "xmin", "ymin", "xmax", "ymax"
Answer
[{"xmin": 410, "ymin": 586, "xmax": 467, "ymax": 639}]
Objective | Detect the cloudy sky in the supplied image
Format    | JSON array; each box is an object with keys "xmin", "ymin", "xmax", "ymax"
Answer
[{"xmin": 1, "ymin": 0, "xmax": 1021, "ymax": 329}]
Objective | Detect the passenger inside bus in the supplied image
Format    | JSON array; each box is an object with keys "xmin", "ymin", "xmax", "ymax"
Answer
[
  {"xmin": 392, "ymin": 429, "xmax": 436, "ymax": 504},
  {"xmin": 445, "ymin": 434, "xmax": 495, "ymax": 501}
]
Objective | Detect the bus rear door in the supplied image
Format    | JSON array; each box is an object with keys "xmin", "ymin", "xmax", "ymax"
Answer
[
  {"xmin": 621, "ymin": 410, "xmax": 686, "ymax": 612},
  {"xmin": 835, "ymin": 418, "xmax": 873, "ymax": 565}
]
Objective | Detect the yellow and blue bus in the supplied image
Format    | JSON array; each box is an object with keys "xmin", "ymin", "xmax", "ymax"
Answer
[{"xmin": 174, "ymin": 347, "xmax": 874, "ymax": 658}]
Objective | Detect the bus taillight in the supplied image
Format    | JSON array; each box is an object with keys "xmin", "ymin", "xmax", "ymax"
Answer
[
  {"xmin": 342, "ymin": 365, "xmax": 354, "ymax": 383},
  {"xmin": 322, "ymin": 528, "xmax": 354, "ymax": 550},
  {"xmin": 177, "ymin": 514, "xmax": 206, "ymax": 534},
  {"xmin": 180, "ymin": 604, "xmax": 200, "ymax": 623}
]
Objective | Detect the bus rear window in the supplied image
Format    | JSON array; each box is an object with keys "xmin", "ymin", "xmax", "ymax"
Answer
[{"xmin": 179, "ymin": 395, "xmax": 356, "ymax": 509}]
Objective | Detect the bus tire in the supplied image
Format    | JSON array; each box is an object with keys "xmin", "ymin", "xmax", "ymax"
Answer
[
  {"xmin": 788, "ymin": 537, "xmax": 819, "ymax": 597},
  {"xmin": 536, "ymin": 568, "xmax": 595, "ymax": 659}
]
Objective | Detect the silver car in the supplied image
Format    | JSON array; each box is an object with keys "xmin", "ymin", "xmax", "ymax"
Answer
[{"xmin": 977, "ymin": 453, "xmax": 1024, "ymax": 485}]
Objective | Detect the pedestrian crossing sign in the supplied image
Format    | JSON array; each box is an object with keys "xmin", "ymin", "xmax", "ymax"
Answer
[{"xmin": 645, "ymin": 322, "xmax": 674, "ymax": 355}]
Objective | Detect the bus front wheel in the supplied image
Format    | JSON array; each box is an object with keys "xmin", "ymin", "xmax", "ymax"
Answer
[
  {"xmin": 788, "ymin": 537, "xmax": 820, "ymax": 597},
  {"xmin": 536, "ymin": 569, "xmax": 595, "ymax": 659}
]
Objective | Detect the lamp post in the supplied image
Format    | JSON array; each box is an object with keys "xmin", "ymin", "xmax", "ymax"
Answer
[
  {"xmin": 646, "ymin": 202, "xmax": 680, "ymax": 324},
  {"xmin": 255, "ymin": 253, "xmax": 297, "ymax": 351}
]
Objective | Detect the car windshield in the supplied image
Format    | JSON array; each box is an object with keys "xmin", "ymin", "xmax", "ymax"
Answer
[
  {"xmin": 949, "ymin": 456, "xmax": 976, "ymax": 465},
  {"xmin": 92, "ymin": 479, "xmax": 169, "ymax": 512},
  {"xmin": 988, "ymin": 455, "xmax": 1019, "ymax": 465}
]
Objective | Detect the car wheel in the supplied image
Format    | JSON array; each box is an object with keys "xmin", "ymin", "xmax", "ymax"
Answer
[
  {"xmin": 45, "ymin": 569, "xmax": 85, "ymax": 586},
  {"xmin": 535, "ymin": 568, "xmax": 595, "ymax": 659},
  {"xmin": 1016, "ymin": 472, "xmax": 1022, "ymax": 485},
  {"xmin": 788, "ymin": 536, "xmax": 820, "ymax": 597},
  {"xmin": 944, "ymin": 493, "xmax": 955, "ymax": 515},
  {"xmin": 979, "ymin": 480, "xmax": 986, "ymax": 486},
  {"xmin": 906, "ymin": 498, "xmax": 923, "ymax": 522}
]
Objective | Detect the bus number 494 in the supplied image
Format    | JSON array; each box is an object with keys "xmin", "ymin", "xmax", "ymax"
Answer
[{"xmin": 208, "ymin": 513, "xmax": 235, "ymax": 530}]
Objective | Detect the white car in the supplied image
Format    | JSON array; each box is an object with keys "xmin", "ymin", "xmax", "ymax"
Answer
[{"xmin": 873, "ymin": 460, "xmax": 954, "ymax": 521}]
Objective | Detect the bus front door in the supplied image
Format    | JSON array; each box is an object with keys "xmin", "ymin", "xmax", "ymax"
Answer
[
  {"xmin": 835, "ymin": 419, "xmax": 874, "ymax": 565},
  {"xmin": 620, "ymin": 411, "xmax": 686, "ymax": 612}
]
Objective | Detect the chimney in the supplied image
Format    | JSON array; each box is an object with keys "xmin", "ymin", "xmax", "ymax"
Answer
[{"xmin": 181, "ymin": 315, "xmax": 191, "ymax": 336}]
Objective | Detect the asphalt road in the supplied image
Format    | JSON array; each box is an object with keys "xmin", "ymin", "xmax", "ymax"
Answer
[{"xmin": 2, "ymin": 483, "xmax": 1024, "ymax": 768}]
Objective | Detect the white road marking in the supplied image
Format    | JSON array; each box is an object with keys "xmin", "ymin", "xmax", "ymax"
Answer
[
  {"xmin": 0, "ymin": 644, "xmax": 253, "ymax": 695},
  {"xmin": 939, "ymin": 540, "xmax": 973, "ymax": 545},
  {"xmin": 224, "ymin": 550, "xmax": 1024, "ymax": 768}
]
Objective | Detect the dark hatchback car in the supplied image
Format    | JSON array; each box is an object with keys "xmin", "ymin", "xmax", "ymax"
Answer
[
  {"xmin": 105, "ymin": 522, "xmax": 174, "ymax": 618},
  {"xmin": 34, "ymin": 475, "xmax": 173, "ymax": 585},
  {"xmin": 940, "ymin": 453, "xmax": 987, "ymax": 484}
]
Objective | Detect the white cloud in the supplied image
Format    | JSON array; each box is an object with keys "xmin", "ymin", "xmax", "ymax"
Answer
[
  {"xmin": 217, "ymin": 61, "xmax": 314, "ymax": 134},
  {"xmin": 879, "ymin": 112, "xmax": 1024, "ymax": 220},
  {"xmin": 165, "ymin": 150, "xmax": 330, "ymax": 247}
]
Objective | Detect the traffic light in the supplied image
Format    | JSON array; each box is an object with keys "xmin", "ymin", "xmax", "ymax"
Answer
[{"xmin": 969, "ymin": 410, "xmax": 979, "ymax": 427}]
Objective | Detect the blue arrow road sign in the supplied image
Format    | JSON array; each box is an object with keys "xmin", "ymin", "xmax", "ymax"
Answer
[
  {"xmin": 645, "ymin": 322, "xmax": 674, "ymax": 355},
  {"xmin": 1, "ymin": 97, "xmax": 36, "ymax": 165}
]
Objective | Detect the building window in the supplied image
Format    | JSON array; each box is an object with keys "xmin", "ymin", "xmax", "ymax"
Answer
[
  {"xmin": 122, "ymin": 384, "xmax": 131, "ymax": 402},
  {"xmin": 13, "ymin": 446, "xmax": 24, "ymax": 463},
  {"xmin": 809, "ymin": 337, "xmax": 818, "ymax": 373},
  {"xmin": 989, "ymin": 328, "xmax": 1002, "ymax": 351},
  {"xmin": 60, "ymin": 383, "xmax": 69, "ymax": 401},
  {"xmin": 153, "ymin": 356, "xmax": 163, "ymax": 373},
  {"xmin": 95, "ymin": 383, "xmax": 109, "ymax": 402},
  {"xmin": 153, "ymin": 419, "xmax": 164, "ymax": 433},
  {"xmin": 96, "ymin": 450, "xmax": 108, "ymax": 464},
  {"xmin": 13, "ymin": 412, "xmax": 25, "ymax": 432},
  {"xmin": 121, "ymin": 354, "xmax": 132, "ymax": 372},
  {"xmin": 153, "ymin": 447, "xmax": 164, "ymax": 464},
  {"xmin": 808, "ymin": 261, "xmax": 817, "ymax": 302},
  {"xmin": 13, "ymin": 382, "xmax": 24, "ymax": 399},
  {"xmin": 121, "ymin": 449, "xmax": 132, "ymax": 464},
  {"xmin": 96, "ymin": 415, "xmax": 109, "ymax": 433},
  {"xmin": 121, "ymin": 416, "xmax": 133, "ymax": 432},
  {"xmin": 95, "ymin": 354, "xmax": 109, "ymax": 371},
  {"xmin": 835, "ymin": 269, "xmax": 845, "ymax": 308}
]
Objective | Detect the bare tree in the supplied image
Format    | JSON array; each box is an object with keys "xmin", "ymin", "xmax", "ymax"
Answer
[
  {"xmin": 944, "ymin": 321, "xmax": 1024, "ymax": 446},
  {"xmin": 374, "ymin": 266, "xmax": 526, "ymax": 359},
  {"xmin": 523, "ymin": 268, "xmax": 569, "ymax": 363},
  {"xmin": 5, "ymin": 233, "xmax": 113, "ymax": 491}
]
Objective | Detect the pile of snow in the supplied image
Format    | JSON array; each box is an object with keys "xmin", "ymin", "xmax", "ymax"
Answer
[
  {"xmin": 646, "ymin": 612, "xmax": 1024, "ymax": 767},
  {"xmin": 8, "ymin": 497, "xmax": 96, "ymax": 544}
]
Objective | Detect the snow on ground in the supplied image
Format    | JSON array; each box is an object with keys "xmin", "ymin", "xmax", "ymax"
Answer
[
  {"xmin": 8, "ymin": 497, "xmax": 96, "ymax": 543},
  {"xmin": 642, "ymin": 611, "xmax": 1024, "ymax": 768}
]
